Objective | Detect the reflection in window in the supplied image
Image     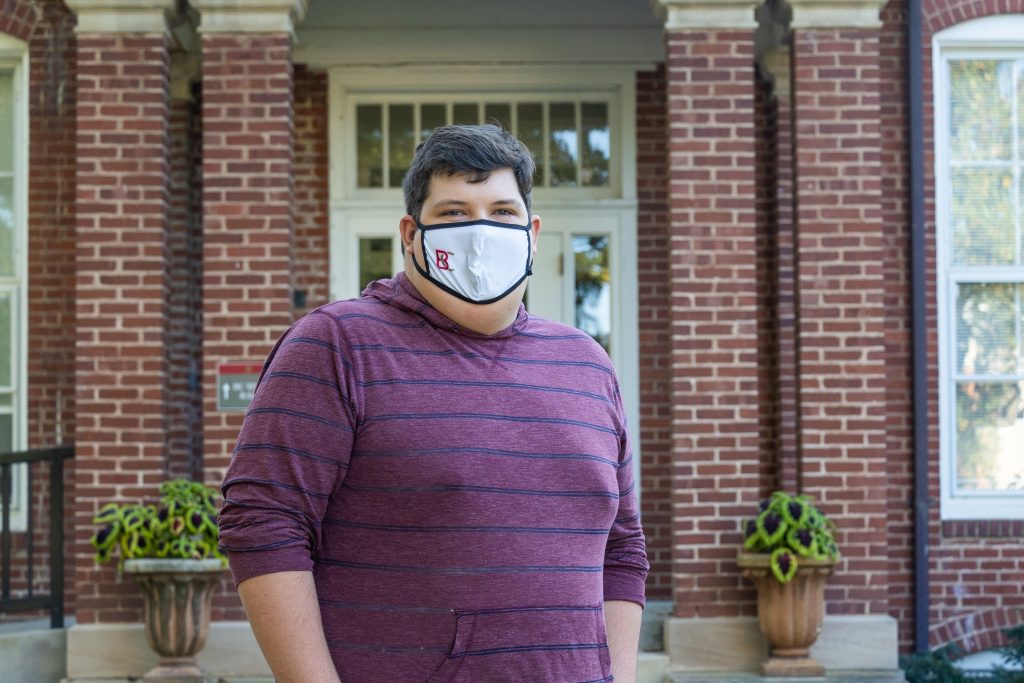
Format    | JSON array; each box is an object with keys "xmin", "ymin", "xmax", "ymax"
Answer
[
  {"xmin": 356, "ymin": 105, "xmax": 383, "ymax": 188},
  {"xmin": 484, "ymin": 103, "xmax": 511, "ymax": 131},
  {"xmin": 516, "ymin": 103, "xmax": 544, "ymax": 186},
  {"xmin": 956, "ymin": 382, "xmax": 1024, "ymax": 491},
  {"xmin": 549, "ymin": 103, "xmax": 577, "ymax": 187},
  {"xmin": 355, "ymin": 98, "xmax": 612, "ymax": 191},
  {"xmin": 957, "ymin": 284, "xmax": 1019, "ymax": 375},
  {"xmin": 581, "ymin": 103, "xmax": 610, "ymax": 187},
  {"xmin": 943, "ymin": 56, "xmax": 1024, "ymax": 507},
  {"xmin": 453, "ymin": 103, "xmax": 478, "ymax": 125},
  {"xmin": 358, "ymin": 238, "xmax": 394, "ymax": 293},
  {"xmin": 421, "ymin": 104, "xmax": 446, "ymax": 142},
  {"xmin": 573, "ymin": 235, "xmax": 610, "ymax": 353},
  {"xmin": 388, "ymin": 104, "xmax": 414, "ymax": 188}
]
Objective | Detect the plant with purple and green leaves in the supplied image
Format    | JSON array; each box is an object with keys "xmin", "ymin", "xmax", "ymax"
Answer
[
  {"xmin": 90, "ymin": 479, "xmax": 225, "ymax": 568},
  {"xmin": 741, "ymin": 491, "xmax": 840, "ymax": 583}
]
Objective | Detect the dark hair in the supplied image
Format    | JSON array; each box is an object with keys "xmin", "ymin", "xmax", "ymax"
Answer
[{"xmin": 402, "ymin": 124, "xmax": 535, "ymax": 221}]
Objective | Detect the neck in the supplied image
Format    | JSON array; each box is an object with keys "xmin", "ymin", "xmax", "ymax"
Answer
[{"xmin": 403, "ymin": 264, "xmax": 524, "ymax": 335}]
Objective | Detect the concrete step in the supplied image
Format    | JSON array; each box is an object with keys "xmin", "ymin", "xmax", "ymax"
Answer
[{"xmin": 640, "ymin": 651, "xmax": 671, "ymax": 683}]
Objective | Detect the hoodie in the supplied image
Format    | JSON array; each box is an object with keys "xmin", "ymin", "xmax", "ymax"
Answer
[{"xmin": 220, "ymin": 273, "xmax": 648, "ymax": 682}]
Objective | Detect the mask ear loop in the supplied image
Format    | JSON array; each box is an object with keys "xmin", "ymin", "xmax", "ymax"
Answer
[{"xmin": 410, "ymin": 222, "xmax": 431, "ymax": 279}]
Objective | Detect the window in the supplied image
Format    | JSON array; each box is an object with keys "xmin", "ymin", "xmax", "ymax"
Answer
[
  {"xmin": 936, "ymin": 18, "xmax": 1024, "ymax": 519},
  {"xmin": 0, "ymin": 38, "xmax": 28, "ymax": 530},
  {"xmin": 352, "ymin": 97, "xmax": 613, "ymax": 195}
]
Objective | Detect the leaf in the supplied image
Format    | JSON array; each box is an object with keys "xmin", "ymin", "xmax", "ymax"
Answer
[
  {"xmin": 786, "ymin": 527, "xmax": 817, "ymax": 557},
  {"xmin": 756, "ymin": 511, "xmax": 788, "ymax": 547},
  {"xmin": 770, "ymin": 548, "xmax": 798, "ymax": 583}
]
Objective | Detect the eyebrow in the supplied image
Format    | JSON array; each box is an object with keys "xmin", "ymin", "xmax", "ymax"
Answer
[{"xmin": 430, "ymin": 198, "xmax": 522, "ymax": 208}]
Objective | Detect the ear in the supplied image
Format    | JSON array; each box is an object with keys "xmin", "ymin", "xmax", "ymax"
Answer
[
  {"xmin": 529, "ymin": 215, "xmax": 542, "ymax": 257},
  {"xmin": 399, "ymin": 215, "xmax": 418, "ymax": 254}
]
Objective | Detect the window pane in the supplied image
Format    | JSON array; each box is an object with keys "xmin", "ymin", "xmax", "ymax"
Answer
[
  {"xmin": 516, "ymin": 103, "xmax": 544, "ymax": 186},
  {"xmin": 581, "ymin": 102, "xmax": 609, "ymax": 187},
  {"xmin": 388, "ymin": 104, "xmax": 414, "ymax": 188},
  {"xmin": 956, "ymin": 382, "xmax": 1024, "ymax": 491},
  {"xmin": 0, "ymin": 177, "xmax": 13, "ymax": 277},
  {"xmin": 356, "ymin": 105, "xmax": 383, "ymax": 188},
  {"xmin": 957, "ymin": 283, "xmax": 1018, "ymax": 375},
  {"xmin": 420, "ymin": 104, "xmax": 446, "ymax": 142},
  {"xmin": 0, "ymin": 71, "xmax": 12, "ymax": 170},
  {"xmin": 453, "ymin": 103, "xmax": 478, "ymax": 125},
  {"xmin": 359, "ymin": 237, "xmax": 394, "ymax": 293},
  {"xmin": 0, "ymin": 414, "xmax": 10, "ymax": 453},
  {"xmin": 0, "ymin": 292, "xmax": 9, "ymax": 387},
  {"xmin": 549, "ymin": 103, "xmax": 577, "ymax": 187},
  {"xmin": 950, "ymin": 60, "xmax": 1013, "ymax": 162},
  {"xmin": 951, "ymin": 169, "xmax": 1015, "ymax": 265},
  {"xmin": 574, "ymin": 235, "xmax": 610, "ymax": 353},
  {"xmin": 484, "ymin": 103, "xmax": 511, "ymax": 131}
]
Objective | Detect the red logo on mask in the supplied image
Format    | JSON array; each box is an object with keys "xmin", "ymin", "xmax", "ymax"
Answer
[{"xmin": 435, "ymin": 250, "xmax": 452, "ymax": 271}]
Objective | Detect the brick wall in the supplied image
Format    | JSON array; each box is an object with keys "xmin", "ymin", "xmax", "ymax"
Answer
[
  {"xmin": 636, "ymin": 65, "xmax": 672, "ymax": 602},
  {"xmin": 292, "ymin": 65, "xmax": 329, "ymax": 316},
  {"xmin": 666, "ymin": 30, "xmax": 761, "ymax": 619},
  {"xmin": 0, "ymin": 0, "xmax": 38, "ymax": 41},
  {"xmin": 73, "ymin": 31, "xmax": 172, "ymax": 623},
  {"xmin": 201, "ymin": 33, "xmax": 296, "ymax": 621},
  {"xmin": 791, "ymin": 25, "xmax": 889, "ymax": 616}
]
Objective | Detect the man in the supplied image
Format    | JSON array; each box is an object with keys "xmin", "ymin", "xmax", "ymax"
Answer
[{"xmin": 219, "ymin": 124, "xmax": 648, "ymax": 682}]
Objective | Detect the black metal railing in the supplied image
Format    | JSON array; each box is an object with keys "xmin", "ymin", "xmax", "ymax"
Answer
[{"xmin": 0, "ymin": 445, "xmax": 74, "ymax": 628}]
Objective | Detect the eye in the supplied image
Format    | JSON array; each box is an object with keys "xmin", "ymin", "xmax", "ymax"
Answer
[
  {"xmin": 494, "ymin": 208, "xmax": 517, "ymax": 216},
  {"xmin": 439, "ymin": 209, "xmax": 467, "ymax": 217}
]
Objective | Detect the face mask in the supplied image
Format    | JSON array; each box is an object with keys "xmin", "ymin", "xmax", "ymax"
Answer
[{"xmin": 411, "ymin": 218, "xmax": 533, "ymax": 305}]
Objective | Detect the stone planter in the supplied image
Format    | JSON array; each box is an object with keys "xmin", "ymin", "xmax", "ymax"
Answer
[
  {"xmin": 123, "ymin": 558, "xmax": 225, "ymax": 683},
  {"xmin": 737, "ymin": 552, "xmax": 835, "ymax": 677}
]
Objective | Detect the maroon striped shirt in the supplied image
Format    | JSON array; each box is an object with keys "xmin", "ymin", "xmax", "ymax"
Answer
[{"xmin": 220, "ymin": 273, "xmax": 648, "ymax": 682}]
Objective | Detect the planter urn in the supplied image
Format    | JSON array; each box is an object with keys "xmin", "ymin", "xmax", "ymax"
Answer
[
  {"xmin": 123, "ymin": 558, "xmax": 225, "ymax": 683},
  {"xmin": 737, "ymin": 552, "xmax": 835, "ymax": 677}
]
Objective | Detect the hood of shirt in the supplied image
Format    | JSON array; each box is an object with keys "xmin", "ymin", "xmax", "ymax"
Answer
[{"xmin": 361, "ymin": 272, "xmax": 529, "ymax": 340}]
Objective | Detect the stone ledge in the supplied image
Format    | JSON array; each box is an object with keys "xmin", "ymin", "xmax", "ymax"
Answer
[{"xmin": 669, "ymin": 672, "xmax": 906, "ymax": 683}]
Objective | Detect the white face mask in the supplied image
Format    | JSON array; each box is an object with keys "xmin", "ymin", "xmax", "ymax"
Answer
[{"xmin": 412, "ymin": 218, "xmax": 533, "ymax": 305}]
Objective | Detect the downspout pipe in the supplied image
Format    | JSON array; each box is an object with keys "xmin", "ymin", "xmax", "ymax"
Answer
[{"xmin": 908, "ymin": 0, "xmax": 930, "ymax": 655}]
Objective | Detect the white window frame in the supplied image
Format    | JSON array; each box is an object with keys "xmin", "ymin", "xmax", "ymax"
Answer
[
  {"xmin": 0, "ymin": 34, "xmax": 30, "ymax": 531},
  {"xmin": 934, "ymin": 16, "xmax": 1024, "ymax": 520},
  {"xmin": 327, "ymin": 65, "xmax": 642, "ymax": 483}
]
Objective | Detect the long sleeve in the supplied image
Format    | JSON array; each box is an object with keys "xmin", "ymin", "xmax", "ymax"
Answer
[
  {"xmin": 603, "ymin": 384, "xmax": 649, "ymax": 607},
  {"xmin": 218, "ymin": 310, "xmax": 356, "ymax": 587}
]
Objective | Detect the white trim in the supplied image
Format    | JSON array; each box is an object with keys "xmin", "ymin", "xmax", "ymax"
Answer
[
  {"xmin": 328, "ymin": 64, "xmax": 642, "ymax": 480},
  {"xmin": 0, "ymin": 49, "xmax": 29, "ymax": 531},
  {"xmin": 294, "ymin": 28, "xmax": 663, "ymax": 69},
  {"xmin": 934, "ymin": 17, "xmax": 1024, "ymax": 520}
]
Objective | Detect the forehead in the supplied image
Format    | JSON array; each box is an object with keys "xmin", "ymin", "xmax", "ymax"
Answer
[{"xmin": 424, "ymin": 168, "xmax": 523, "ymax": 205}]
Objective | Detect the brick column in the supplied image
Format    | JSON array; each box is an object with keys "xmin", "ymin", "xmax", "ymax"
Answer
[
  {"xmin": 788, "ymin": 0, "xmax": 890, "ymax": 616},
  {"xmin": 656, "ymin": 0, "xmax": 762, "ymax": 635},
  {"xmin": 67, "ymin": 0, "xmax": 175, "ymax": 624},
  {"xmin": 192, "ymin": 0, "xmax": 307, "ymax": 490}
]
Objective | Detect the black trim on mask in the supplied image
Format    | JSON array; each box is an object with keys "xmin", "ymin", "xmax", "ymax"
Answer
[{"xmin": 411, "ymin": 220, "xmax": 533, "ymax": 306}]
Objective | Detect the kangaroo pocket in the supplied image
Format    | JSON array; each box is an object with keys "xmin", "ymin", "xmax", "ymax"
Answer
[{"xmin": 426, "ymin": 605, "xmax": 612, "ymax": 683}]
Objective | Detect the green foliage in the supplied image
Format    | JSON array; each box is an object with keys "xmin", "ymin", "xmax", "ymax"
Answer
[
  {"xmin": 90, "ymin": 479, "xmax": 224, "ymax": 568},
  {"xmin": 994, "ymin": 625, "xmax": 1024, "ymax": 682},
  {"xmin": 900, "ymin": 646, "xmax": 969, "ymax": 683},
  {"xmin": 741, "ymin": 491, "xmax": 839, "ymax": 584}
]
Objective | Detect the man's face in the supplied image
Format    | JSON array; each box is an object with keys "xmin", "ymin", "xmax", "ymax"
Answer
[
  {"xmin": 400, "ymin": 167, "xmax": 541, "ymax": 305},
  {"xmin": 419, "ymin": 167, "xmax": 529, "ymax": 226}
]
